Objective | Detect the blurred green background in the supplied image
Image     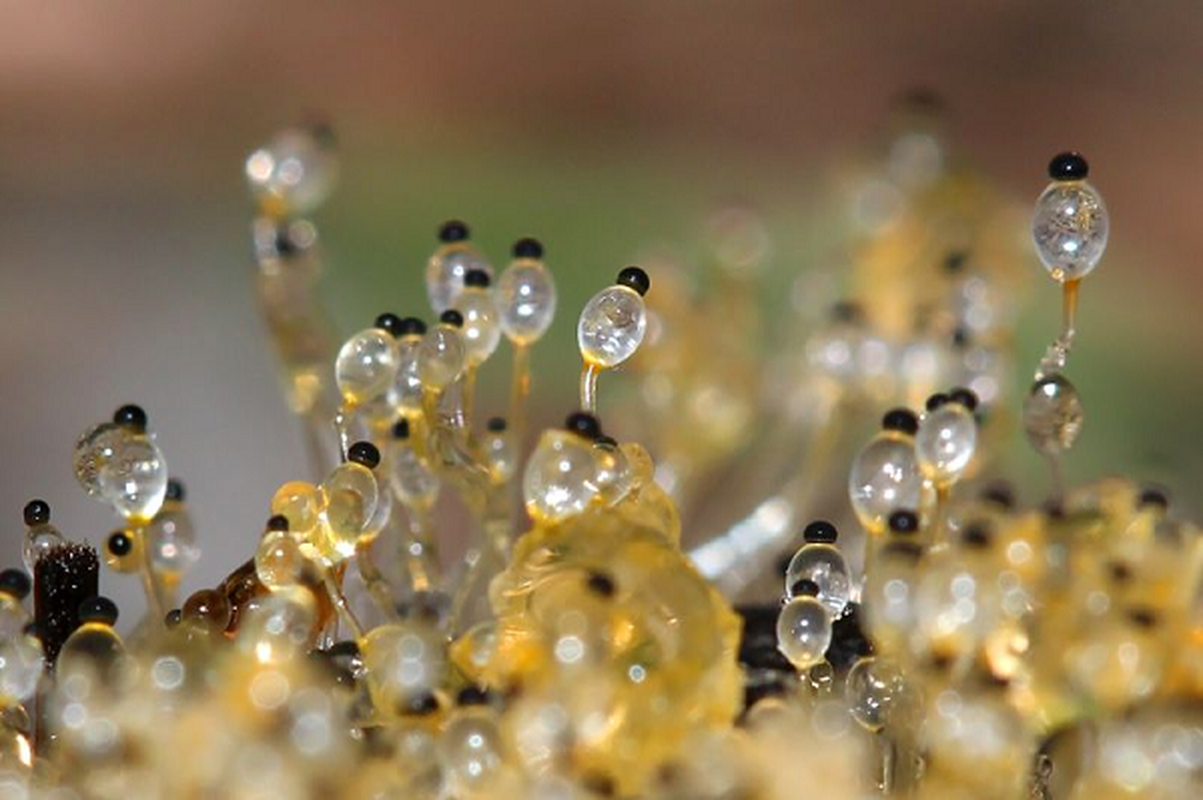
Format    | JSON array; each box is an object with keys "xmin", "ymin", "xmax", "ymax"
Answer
[{"xmin": 1, "ymin": 2, "xmax": 1201, "ymax": 613}]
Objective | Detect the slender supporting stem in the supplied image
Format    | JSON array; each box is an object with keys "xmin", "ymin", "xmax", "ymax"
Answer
[
  {"xmin": 1045, "ymin": 452, "xmax": 1067, "ymax": 505},
  {"xmin": 461, "ymin": 366, "xmax": 477, "ymax": 432},
  {"xmin": 333, "ymin": 405, "xmax": 353, "ymax": 463},
  {"xmin": 1061, "ymin": 277, "xmax": 1080, "ymax": 341},
  {"xmin": 579, "ymin": 362, "xmax": 600, "ymax": 413},
  {"xmin": 508, "ymin": 344, "xmax": 530, "ymax": 445},
  {"xmin": 321, "ymin": 569, "xmax": 365, "ymax": 641},
  {"xmin": 399, "ymin": 505, "xmax": 438, "ymax": 594},
  {"xmin": 355, "ymin": 543, "xmax": 399, "ymax": 622},
  {"xmin": 136, "ymin": 526, "xmax": 166, "ymax": 626}
]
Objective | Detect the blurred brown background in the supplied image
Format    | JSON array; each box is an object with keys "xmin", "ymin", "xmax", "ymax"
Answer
[{"xmin": 2, "ymin": 2, "xmax": 1201, "ymax": 612}]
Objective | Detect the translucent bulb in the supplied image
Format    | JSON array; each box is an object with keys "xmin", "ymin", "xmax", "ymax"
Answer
[
  {"xmin": 440, "ymin": 709, "xmax": 505, "ymax": 795},
  {"xmin": 497, "ymin": 259, "xmax": 556, "ymax": 344},
  {"xmin": 236, "ymin": 585, "xmax": 316, "ymax": 663},
  {"xmin": 271, "ymin": 481, "xmax": 322, "ymax": 535},
  {"xmin": 389, "ymin": 444, "xmax": 440, "ymax": 510},
  {"xmin": 255, "ymin": 530, "xmax": 307, "ymax": 590},
  {"xmin": 245, "ymin": 125, "xmax": 337, "ymax": 216},
  {"xmin": 848, "ymin": 432, "xmax": 925, "ymax": 533},
  {"xmin": 776, "ymin": 596, "xmax": 832, "ymax": 670},
  {"xmin": 522, "ymin": 430, "xmax": 598, "ymax": 522},
  {"xmin": 72, "ymin": 422, "xmax": 128, "ymax": 497},
  {"xmin": 577, "ymin": 285, "xmax": 647, "ymax": 368},
  {"xmin": 427, "ymin": 243, "xmax": 492, "ymax": 315},
  {"xmin": 0, "ymin": 631, "xmax": 43, "ymax": 703},
  {"xmin": 458, "ymin": 287, "xmax": 501, "ymax": 366},
  {"xmin": 1023, "ymin": 374, "xmax": 1083, "ymax": 455},
  {"xmin": 1032, "ymin": 180, "xmax": 1109, "ymax": 282},
  {"xmin": 915, "ymin": 404, "xmax": 977, "ymax": 485},
  {"xmin": 393, "ymin": 336, "xmax": 425, "ymax": 416},
  {"xmin": 320, "ymin": 462, "xmax": 379, "ymax": 559},
  {"xmin": 417, "ymin": 325, "xmax": 466, "ymax": 391},
  {"xmin": 845, "ymin": 656, "xmax": 907, "ymax": 732},
  {"xmin": 335, "ymin": 328, "xmax": 400, "ymax": 406},
  {"xmin": 361, "ymin": 621, "xmax": 447, "ymax": 716},
  {"xmin": 97, "ymin": 434, "xmax": 169, "ymax": 523},
  {"xmin": 0, "ymin": 596, "xmax": 27, "ymax": 641},
  {"xmin": 144, "ymin": 503, "xmax": 199, "ymax": 576},
  {"xmin": 784, "ymin": 544, "xmax": 851, "ymax": 618},
  {"xmin": 56, "ymin": 622, "xmax": 126, "ymax": 685},
  {"xmin": 589, "ymin": 439, "xmax": 633, "ymax": 506},
  {"xmin": 23, "ymin": 523, "xmax": 65, "ymax": 573},
  {"xmin": 481, "ymin": 430, "xmax": 517, "ymax": 484}
]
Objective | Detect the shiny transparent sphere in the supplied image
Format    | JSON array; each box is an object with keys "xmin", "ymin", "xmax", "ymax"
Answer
[
  {"xmin": 335, "ymin": 328, "xmax": 400, "ymax": 406},
  {"xmin": 1032, "ymin": 181, "xmax": 1109, "ymax": 282},
  {"xmin": 0, "ymin": 633, "xmax": 44, "ymax": 702},
  {"xmin": 255, "ymin": 530, "xmax": 307, "ymax": 590},
  {"xmin": 417, "ymin": 326, "xmax": 466, "ymax": 391},
  {"xmin": 577, "ymin": 285, "xmax": 647, "ymax": 368},
  {"xmin": 846, "ymin": 656, "xmax": 906, "ymax": 732},
  {"xmin": 361, "ymin": 622, "xmax": 447, "ymax": 714},
  {"xmin": 23, "ymin": 523, "xmax": 65, "ymax": 573},
  {"xmin": 458, "ymin": 288, "xmax": 501, "ymax": 366},
  {"xmin": 848, "ymin": 433, "xmax": 925, "ymax": 533},
  {"xmin": 482, "ymin": 431, "xmax": 517, "ymax": 484},
  {"xmin": 426, "ymin": 245, "xmax": 493, "ymax": 314},
  {"xmin": 440, "ymin": 710, "xmax": 505, "ymax": 795},
  {"xmin": 393, "ymin": 338, "xmax": 425, "ymax": 415},
  {"xmin": 497, "ymin": 260, "xmax": 556, "ymax": 344},
  {"xmin": 236, "ymin": 585, "xmax": 316, "ymax": 663},
  {"xmin": 144, "ymin": 506, "xmax": 200, "ymax": 575},
  {"xmin": 245, "ymin": 127, "xmax": 337, "ymax": 217},
  {"xmin": 389, "ymin": 444, "xmax": 440, "ymax": 510},
  {"xmin": 915, "ymin": 404, "xmax": 977, "ymax": 485},
  {"xmin": 320, "ymin": 462, "xmax": 380, "ymax": 559},
  {"xmin": 1023, "ymin": 374, "xmax": 1083, "ymax": 456},
  {"xmin": 784, "ymin": 544, "xmax": 851, "ymax": 618},
  {"xmin": 776, "ymin": 596, "xmax": 832, "ymax": 670},
  {"xmin": 271, "ymin": 480, "xmax": 321, "ymax": 535},
  {"xmin": 57, "ymin": 624, "xmax": 126, "ymax": 685},
  {"xmin": 97, "ymin": 435, "xmax": 169, "ymax": 523},
  {"xmin": 523, "ymin": 430, "xmax": 598, "ymax": 522},
  {"xmin": 73, "ymin": 422, "xmax": 128, "ymax": 497},
  {"xmin": 0, "ymin": 596, "xmax": 27, "ymax": 641},
  {"xmin": 589, "ymin": 439, "xmax": 633, "ymax": 506}
]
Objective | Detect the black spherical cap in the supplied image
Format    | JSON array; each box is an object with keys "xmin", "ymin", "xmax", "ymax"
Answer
[
  {"xmin": 486, "ymin": 417, "xmax": 507, "ymax": 433},
  {"xmin": 512, "ymin": 237, "xmax": 544, "ymax": 259},
  {"xmin": 464, "ymin": 268, "xmax": 491, "ymax": 288},
  {"xmin": 925, "ymin": 393, "xmax": 950, "ymax": 412},
  {"xmin": 0, "ymin": 569, "xmax": 31, "ymax": 600},
  {"xmin": 1048, "ymin": 152, "xmax": 1089, "ymax": 181},
  {"xmin": 616, "ymin": 266, "xmax": 650, "ymax": 296},
  {"xmin": 166, "ymin": 479, "xmax": 186, "ymax": 503},
  {"xmin": 106, "ymin": 531, "xmax": 133, "ymax": 556},
  {"xmin": 457, "ymin": 686, "xmax": 494, "ymax": 706},
  {"xmin": 881, "ymin": 408, "xmax": 919, "ymax": 435},
  {"xmin": 948, "ymin": 386, "xmax": 979, "ymax": 411},
  {"xmin": 391, "ymin": 418, "xmax": 411, "ymax": 440},
  {"xmin": 961, "ymin": 522, "xmax": 993, "ymax": 549},
  {"xmin": 565, "ymin": 411, "xmax": 602, "ymax": 440},
  {"xmin": 78, "ymin": 596, "xmax": 119, "ymax": 626},
  {"xmin": 1138, "ymin": 486, "xmax": 1170, "ymax": 510},
  {"xmin": 981, "ymin": 481, "xmax": 1016, "ymax": 510},
  {"xmin": 802, "ymin": 520, "xmax": 838, "ymax": 544},
  {"xmin": 586, "ymin": 571, "xmax": 617, "ymax": 598},
  {"xmin": 397, "ymin": 317, "xmax": 427, "ymax": 337},
  {"xmin": 348, "ymin": 441, "xmax": 381, "ymax": 469},
  {"xmin": 165, "ymin": 608, "xmax": 182, "ymax": 627},
  {"xmin": 888, "ymin": 510, "xmax": 920, "ymax": 535},
  {"xmin": 438, "ymin": 219, "xmax": 470, "ymax": 243},
  {"xmin": 440, "ymin": 309, "xmax": 464, "ymax": 328},
  {"xmin": 113, "ymin": 404, "xmax": 148, "ymax": 432},
  {"xmin": 791, "ymin": 578, "xmax": 820, "ymax": 598},
  {"xmin": 266, "ymin": 515, "xmax": 290, "ymax": 532},
  {"xmin": 23, "ymin": 499, "xmax": 50, "ymax": 527},
  {"xmin": 374, "ymin": 312, "xmax": 405, "ymax": 338}
]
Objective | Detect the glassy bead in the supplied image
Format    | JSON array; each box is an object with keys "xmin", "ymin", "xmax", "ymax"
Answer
[
  {"xmin": 389, "ymin": 445, "xmax": 440, "ymax": 510},
  {"xmin": 776, "ymin": 596, "xmax": 832, "ymax": 670},
  {"xmin": 335, "ymin": 328, "xmax": 400, "ymax": 406},
  {"xmin": 497, "ymin": 259, "xmax": 556, "ymax": 344},
  {"xmin": 418, "ymin": 325, "xmax": 466, "ymax": 391},
  {"xmin": 255, "ymin": 530, "xmax": 307, "ymax": 590},
  {"xmin": 23, "ymin": 523, "xmax": 66, "ymax": 573},
  {"xmin": 236, "ymin": 585, "xmax": 316, "ymax": 663},
  {"xmin": 144, "ymin": 504, "xmax": 199, "ymax": 576},
  {"xmin": 73, "ymin": 422, "xmax": 129, "ymax": 497},
  {"xmin": 0, "ymin": 631, "xmax": 43, "ymax": 703},
  {"xmin": 848, "ymin": 433, "xmax": 925, "ymax": 533},
  {"xmin": 440, "ymin": 709, "xmax": 505, "ymax": 795},
  {"xmin": 97, "ymin": 434, "xmax": 169, "ymax": 523},
  {"xmin": 845, "ymin": 656, "xmax": 906, "ymax": 733},
  {"xmin": 57, "ymin": 622, "xmax": 125, "ymax": 685},
  {"xmin": 271, "ymin": 480, "xmax": 322, "ymax": 535},
  {"xmin": 458, "ymin": 286, "xmax": 501, "ymax": 366},
  {"xmin": 320, "ymin": 462, "xmax": 380, "ymax": 559},
  {"xmin": 915, "ymin": 403, "xmax": 977, "ymax": 485},
  {"xmin": 245, "ymin": 125, "xmax": 337, "ymax": 217},
  {"xmin": 427, "ymin": 243, "xmax": 493, "ymax": 314},
  {"xmin": 481, "ymin": 430, "xmax": 517, "ymax": 484},
  {"xmin": 784, "ymin": 544, "xmax": 851, "ymax": 618},
  {"xmin": 577, "ymin": 285, "xmax": 647, "ymax": 368},
  {"xmin": 1023, "ymin": 374, "xmax": 1083, "ymax": 455},
  {"xmin": 361, "ymin": 622, "xmax": 447, "ymax": 716},
  {"xmin": 183, "ymin": 588, "xmax": 232, "ymax": 633},
  {"xmin": 0, "ymin": 596, "xmax": 27, "ymax": 641},
  {"xmin": 589, "ymin": 438, "xmax": 633, "ymax": 506},
  {"xmin": 1032, "ymin": 180, "xmax": 1109, "ymax": 282},
  {"xmin": 393, "ymin": 336, "xmax": 425, "ymax": 416},
  {"xmin": 522, "ymin": 430, "xmax": 598, "ymax": 522}
]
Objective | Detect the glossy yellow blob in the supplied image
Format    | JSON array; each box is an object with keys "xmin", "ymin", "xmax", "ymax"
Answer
[
  {"xmin": 254, "ymin": 530, "xmax": 307, "ymax": 590},
  {"xmin": 319, "ymin": 462, "xmax": 379, "ymax": 560},
  {"xmin": 271, "ymin": 481, "xmax": 322, "ymax": 534}
]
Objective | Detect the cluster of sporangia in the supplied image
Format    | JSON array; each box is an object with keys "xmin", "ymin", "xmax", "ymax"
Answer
[{"xmin": 1, "ymin": 121, "xmax": 1200, "ymax": 800}]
